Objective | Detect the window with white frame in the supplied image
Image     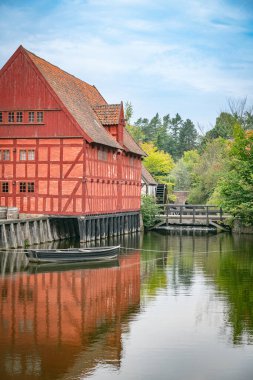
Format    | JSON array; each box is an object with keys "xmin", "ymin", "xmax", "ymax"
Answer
[
  {"xmin": 1, "ymin": 150, "xmax": 10, "ymax": 161},
  {"xmin": 19, "ymin": 150, "xmax": 27, "ymax": 160},
  {"xmin": 19, "ymin": 149, "xmax": 35, "ymax": 161},
  {"xmin": 8, "ymin": 112, "xmax": 14, "ymax": 123},
  {"xmin": 28, "ymin": 150, "xmax": 35, "ymax": 160},
  {"xmin": 16, "ymin": 112, "xmax": 23, "ymax": 123},
  {"xmin": 37, "ymin": 112, "xmax": 43, "ymax": 123},
  {"xmin": 29, "ymin": 111, "xmax": 35, "ymax": 123}
]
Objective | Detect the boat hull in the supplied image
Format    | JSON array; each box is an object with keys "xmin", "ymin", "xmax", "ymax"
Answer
[{"xmin": 25, "ymin": 245, "xmax": 120, "ymax": 263}]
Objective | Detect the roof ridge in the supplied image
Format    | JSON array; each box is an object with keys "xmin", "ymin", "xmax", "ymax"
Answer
[{"xmin": 93, "ymin": 103, "xmax": 121, "ymax": 108}]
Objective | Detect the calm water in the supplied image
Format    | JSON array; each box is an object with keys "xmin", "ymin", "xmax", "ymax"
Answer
[{"xmin": 1, "ymin": 231, "xmax": 253, "ymax": 380}]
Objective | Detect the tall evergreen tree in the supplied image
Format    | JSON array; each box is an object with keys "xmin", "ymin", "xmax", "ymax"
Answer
[{"xmin": 178, "ymin": 119, "xmax": 198, "ymax": 157}]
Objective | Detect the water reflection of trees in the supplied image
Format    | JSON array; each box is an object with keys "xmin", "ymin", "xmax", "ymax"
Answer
[
  {"xmin": 145, "ymin": 231, "xmax": 253, "ymax": 345},
  {"xmin": 0, "ymin": 249, "xmax": 141, "ymax": 380},
  {"xmin": 202, "ymin": 235, "xmax": 253, "ymax": 345},
  {"xmin": 140, "ymin": 232, "xmax": 168, "ymax": 300}
]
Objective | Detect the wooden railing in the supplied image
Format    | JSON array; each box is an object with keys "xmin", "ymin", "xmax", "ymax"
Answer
[{"xmin": 156, "ymin": 204, "xmax": 224, "ymax": 226}]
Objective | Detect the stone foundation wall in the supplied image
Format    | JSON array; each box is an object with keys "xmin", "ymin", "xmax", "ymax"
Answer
[{"xmin": 232, "ymin": 219, "xmax": 253, "ymax": 234}]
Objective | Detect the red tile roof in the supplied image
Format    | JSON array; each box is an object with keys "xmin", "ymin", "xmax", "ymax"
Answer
[
  {"xmin": 22, "ymin": 47, "xmax": 145, "ymax": 155},
  {"xmin": 141, "ymin": 164, "xmax": 157, "ymax": 185},
  {"xmin": 93, "ymin": 104, "xmax": 121, "ymax": 125},
  {"xmin": 123, "ymin": 129, "xmax": 146, "ymax": 156}
]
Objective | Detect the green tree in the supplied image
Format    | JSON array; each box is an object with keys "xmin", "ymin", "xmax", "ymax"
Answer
[
  {"xmin": 171, "ymin": 150, "xmax": 200, "ymax": 191},
  {"xmin": 214, "ymin": 125, "xmax": 253, "ymax": 225},
  {"xmin": 124, "ymin": 101, "xmax": 133, "ymax": 124},
  {"xmin": 134, "ymin": 117, "xmax": 151, "ymax": 141},
  {"xmin": 201, "ymin": 98, "xmax": 253, "ymax": 147},
  {"xmin": 205, "ymin": 112, "xmax": 236, "ymax": 140},
  {"xmin": 126, "ymin": 124, "xmax": 145, "ymax": 142},
  {"xmin": 132, "ymin": 111, "xmax": 199, "ymax": 160},
  {"xmin": 170, "ymin": 159, "xmax": 191, "ymax": 190},
  {"xmin": 141, "ymin": 142, "xmax": 174, "ymax": 179},
  {"xmin": 178, "ymin": 119, "xmax": 199, "ymax": 157},
  {"xmin": 156, "ymin": 114, "xmax": 172, "ymax": 152},
  {"xmin": 187, "ymin": 139, "xmax": 229, "ymax": 204},
  {"xmin": 134, "ymin": 113, "xmax": 162, "ymax": 142},
  {"xmin": 125, "ymin": 102, "xmax": 145, "ymax": 142}
]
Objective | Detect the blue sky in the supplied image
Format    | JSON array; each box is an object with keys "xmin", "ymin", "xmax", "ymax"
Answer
[{"xmin": 1, "ymin": 0, "xmax": 253, "ymax": 132}]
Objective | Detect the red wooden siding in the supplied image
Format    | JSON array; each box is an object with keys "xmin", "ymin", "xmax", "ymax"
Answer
[
  {"xmin": 0, "ymin": 50, "xmax": 82, "ymax": 138},
  {"xmin": 0, "ymin": 46, "xmax": 143, "ymax": 216},
  {"xmin": 0, "ymin": 138, "xmax": 141, "ymax": 215}
]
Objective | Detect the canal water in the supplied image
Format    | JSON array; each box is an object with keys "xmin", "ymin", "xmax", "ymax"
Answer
[{"xmin": 1, "ymin": 231, "xmax": 253, "ymax": 380}]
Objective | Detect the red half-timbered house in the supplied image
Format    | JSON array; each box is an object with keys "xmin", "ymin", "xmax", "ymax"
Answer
[{"xmin": 0, "ymin": 46, "xmax": 145, "ymax": 222}]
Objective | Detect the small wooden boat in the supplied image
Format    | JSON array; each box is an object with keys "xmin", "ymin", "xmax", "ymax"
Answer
[{"xmin": 25, "ymin": 245, "xmax": 120, "ymax": 264}]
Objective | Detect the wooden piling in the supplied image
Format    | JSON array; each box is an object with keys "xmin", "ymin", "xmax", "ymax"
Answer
[
  {"xmin": 32, "ymin": 220, "xmax": 40, "ymax": 245},
  {"xmin": 95, "ymin": 218, "xmax": 100, "ymax": 240},
  {"xmin": 86, "ymin": 219, "xmax": 91, "ymax": 242},
  {"xmin": 39, "ymin": 220, "xmax": 46, "ymax": 243},
  {"xmin": 1, "ymin": 224, "xmax": 9, "ymax": 249},
  {"xmin": 24, "ymin": 221, "xmax": 32, "ymax": 245},
  {"xmin": 101, "ymin": 218, "xmax": 106, "ymax": 239},
  {"xmin": 78, "ymin": 218, "xmax": 86, "ymax": 243},
  {"xmin": 16, "ymin": 223, "xmax": 24, "ymax": 247},
  {"xmin": 91, "ymin": 219, "xmax": 95, "ymax": 241},
  {"xmin": 46, "ymin": 219, "xmax": 53, "ymax": 242},
  {"xmin": 10, "ymin": 224, "xmax": 17, "ymax": 248}
]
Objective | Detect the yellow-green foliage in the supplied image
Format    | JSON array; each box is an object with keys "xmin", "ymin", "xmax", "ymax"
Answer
[{"xmin": 141, "ymin": 142, "xmax": 174, "ymax": 178}]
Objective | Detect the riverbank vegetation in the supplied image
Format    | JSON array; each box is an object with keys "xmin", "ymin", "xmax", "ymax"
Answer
[
  {"xmin": 141, "ymin": 195, "xmax": 160, "ymax": 229},
  {"xmin": 126, "ymin": 98, "xmax": 253, "ymax": 227}
]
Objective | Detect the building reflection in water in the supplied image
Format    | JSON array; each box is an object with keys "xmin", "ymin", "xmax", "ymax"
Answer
[{"xmin": 0, "ymin": 251, "xmax": 141, "ymax": 380}]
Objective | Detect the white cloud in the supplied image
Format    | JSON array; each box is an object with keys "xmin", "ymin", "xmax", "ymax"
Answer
[{"xmin": 0, "ymin": 0, "xmax": 253, "ymax": 129}]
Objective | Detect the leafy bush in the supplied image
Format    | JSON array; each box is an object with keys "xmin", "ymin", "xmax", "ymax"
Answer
[{"xmin": 141, "ymin": 195, "xmax": 160, "ymax": 229}]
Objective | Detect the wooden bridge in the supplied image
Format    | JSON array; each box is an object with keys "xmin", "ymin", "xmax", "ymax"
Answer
[{"xmin": 154, "ymin": 204, "xmax": 229, "ymax": 231}]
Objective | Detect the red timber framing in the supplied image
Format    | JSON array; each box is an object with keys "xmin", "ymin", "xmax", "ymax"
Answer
[{"xmin": 0, "ymin": 46, "xmax": 145, "ymax": 216}]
